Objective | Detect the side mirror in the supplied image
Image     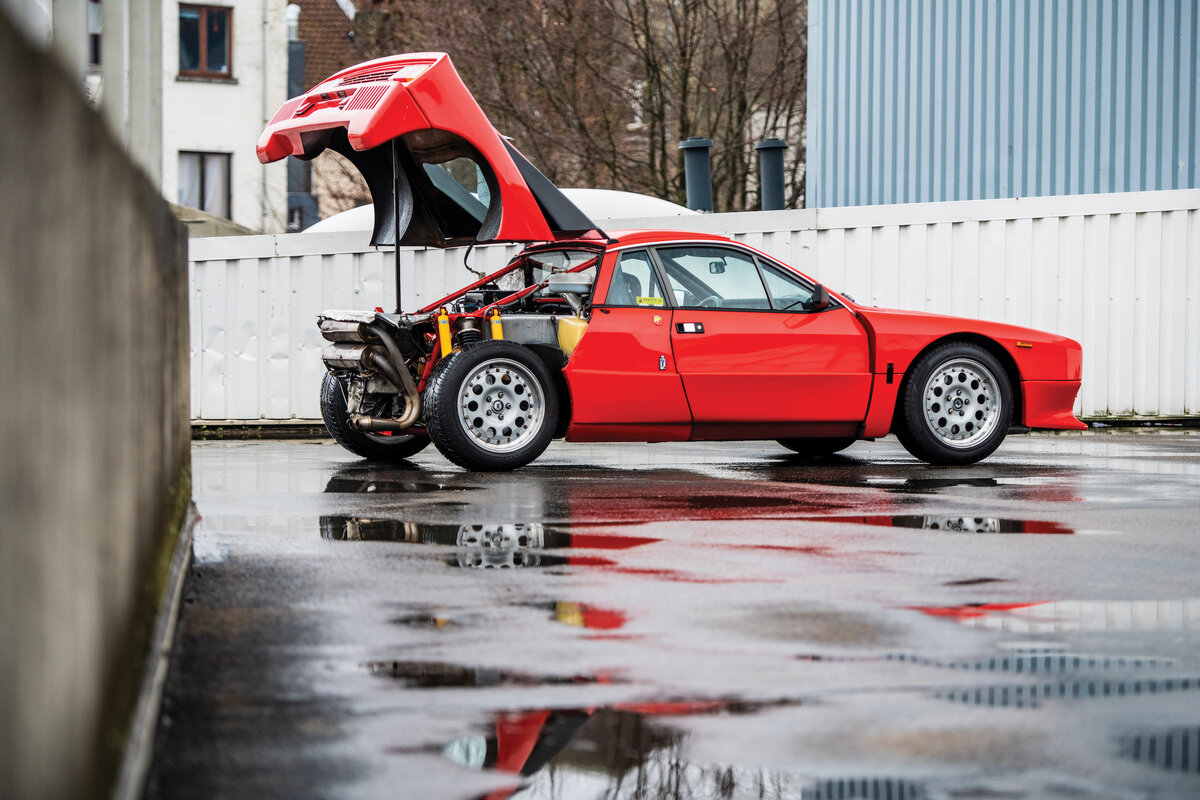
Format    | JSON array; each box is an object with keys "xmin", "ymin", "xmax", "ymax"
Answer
[
  {"xmin": 708, "ymin": 259, "xmax": 726, "ymax": 275},
  {"xmin": 811, "ymin": 284, "xmax": 831, "ymax": 310}
]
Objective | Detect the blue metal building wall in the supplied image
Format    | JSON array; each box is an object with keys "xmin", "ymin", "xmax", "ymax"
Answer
[{"xmin": 806, "ymin": 0, "xmax": 1200, "ymax": 207}]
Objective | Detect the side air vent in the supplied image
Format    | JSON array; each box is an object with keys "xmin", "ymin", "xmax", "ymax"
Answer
[
  {"xmin": 269, "ymin": 97, "xmax": 302, "ymax": 124},
  {"xmin": 345, "ymin": 85, "xmax": 388, "ymax": 111},
  {"xmin": 339, "ymin": 68, "xmax": 399, "ymax": 86}
]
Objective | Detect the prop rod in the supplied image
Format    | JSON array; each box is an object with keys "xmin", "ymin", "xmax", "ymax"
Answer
[{"xmin": 392, "ymin": 138, "xmax": 403, "ymax": 312}]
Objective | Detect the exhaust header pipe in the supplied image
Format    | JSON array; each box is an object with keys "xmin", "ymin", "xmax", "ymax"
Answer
[{"xmin": 325, "ymin": 323, "xmax": 423, "ymax": 433}]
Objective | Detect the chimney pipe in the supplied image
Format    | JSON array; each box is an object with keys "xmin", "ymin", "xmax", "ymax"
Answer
[
  {"xmin": 755, "ymin": 138, "xmax": 788, "ymax": 211},
  {"xmin": 678, "ymin": 137, "xmax": 714, "ymax": 212}
]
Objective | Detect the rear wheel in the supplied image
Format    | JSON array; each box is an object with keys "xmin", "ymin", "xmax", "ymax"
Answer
[
  {"xmin": 897, "ymin": 342, "xmax": 1012, "ymax": 465},
  {"xmin": 425, "ymin": 341, "xmax": 559, "ymax": 471},
  {"xmin": 320, "ymin": 372, "xmax": 430, "ymax": 461},
  {"xmin": 776, "ymin": 437, "xmax": 856, "ymax": 457}
]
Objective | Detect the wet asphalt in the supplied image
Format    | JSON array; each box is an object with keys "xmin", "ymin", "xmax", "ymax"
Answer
[{"xmin": 146, "ymin": 431, "xmax": 1200, "ymax": 800}]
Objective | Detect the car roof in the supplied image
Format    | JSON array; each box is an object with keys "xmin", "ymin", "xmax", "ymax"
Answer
[{"xmin": 544, "ymin": 229, "xmax": 736, "ymax": 250}]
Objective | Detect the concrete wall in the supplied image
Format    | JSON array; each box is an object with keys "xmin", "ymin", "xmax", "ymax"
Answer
[{"xmin": 0, "ymin": 11, "xmax": 191, "ymax": 800}]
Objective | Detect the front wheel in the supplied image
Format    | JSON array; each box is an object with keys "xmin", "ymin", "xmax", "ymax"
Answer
[
  {"xmin": 896, "ymin": 342, "xmax": 1013, "ymax": 465},
  {"xmin": 320, "ymin": 372, "xmax": 430, "ymax": 462},
  {"xmin": 425, "ymin": 341, "xmax": 559, "ymax": 471}
]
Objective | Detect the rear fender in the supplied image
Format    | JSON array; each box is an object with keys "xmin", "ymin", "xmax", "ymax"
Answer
[{"xmin": 524, "ymin": 343, "xmax": 572, "ymax": 438}]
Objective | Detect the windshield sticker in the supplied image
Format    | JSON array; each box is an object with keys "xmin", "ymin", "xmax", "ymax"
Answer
[{"xmin": 637, "ymin": 296, "xmax": 664, "ymax": 307}]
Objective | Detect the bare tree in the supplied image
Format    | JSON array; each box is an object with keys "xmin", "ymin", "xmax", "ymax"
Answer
[{"xmin": 353, "ymin": 0, "xmax": 806, "ymax": 211}]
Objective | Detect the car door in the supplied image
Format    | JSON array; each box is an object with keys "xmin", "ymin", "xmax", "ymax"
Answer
[
  {"xmin": 656, "ymin": 244, "xmax": 872, "ymax": 424},
  {"xmin": 562, "ymin": 249, "xmax": 691, "ymax": 435}
]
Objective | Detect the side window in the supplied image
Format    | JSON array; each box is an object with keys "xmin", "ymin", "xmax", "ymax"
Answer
[
  {"xmin": 656, "ymin": 246, "xmax": 771, "ymax": 309},
  {"xmin": 760, "ymin": 263, "xmax": 817, "ymax": 310},
  {"xmin": 605, "ymin": 250, "xmax": 666, "ymax": 308},
  {"xmin": 422, "ymin": 157, "xmax": 490, "ymax": 223}
]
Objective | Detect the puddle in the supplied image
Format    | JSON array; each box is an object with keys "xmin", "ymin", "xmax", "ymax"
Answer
[
  {"xmin": 669, "ymin": 495, "xmax": 797, "ymax": 510},
  {"xmin": 866, "ymin": 476, "xmax": 1003, "ymax": 492},
  {"xmin": 937, "ymin": 676, "xmax": 1200, "ymax": 708},
  {"xmin": 913, "ymin": 599, "xmax": 1200, "ymax": 632},
  {"xmin": 322, "ymin": 516, "xmax": 745, "ymax": 582},
  {"xmin": 888, "ymin": 651, "xmax": 1178, "ymax": 673},
  {"xmin": 807, "ymin": 777, "xmax": 927, "ymax": 799},
  {"xmin": 363, "ymin": 660, "xmax": 603, "ymax": 689},
  {"xmin": 545, "ymin": 601, "xmax": 629, "ymax": 632},
  {"xmin": 389, "ymin": 611, "xmax": 482, "ymax": 629},
  {"xmin": 323, "ymin": 477, "xmax": 465, "ymax": 494},
  {"xmin": 1118, "ymin": 726, "xmax": 1200, "ymax": 774},
  {"xmin": 320, "ymin": 518, "xmax": 661, "ymax": 569},
  {"xmin": 757, "ymin": 473, "xmax": 1084, "ymax": 503},
  {"xmin": 439, "ymin": 702, "xmax": 808, "ymax": 798},
  {"xmin": 432, "ymin": 701, "xmax": 975, "ymax": 800},
  {"xmin": 797, "ymin": 650, "xmax": 1177, "ymax": 675},
  {"xmin": 806, "ymin": 514, "xmax": 1074, "ymax": 534},
  {"xmin": 943, "ymin": 577, "xmax": 1010, "ymax": 586},
  {"xmin": 563, "ymin": 490, "xmax": 853, "ymax": 523}
]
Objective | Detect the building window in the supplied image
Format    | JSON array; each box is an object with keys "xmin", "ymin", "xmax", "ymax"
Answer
[
  {"xmin": 179, "ymin": 5, "xmax": 232, "ymax": 78},
  {"xmin": 179, "ymin": 152, "xmax": 231, "ymax": 218}
]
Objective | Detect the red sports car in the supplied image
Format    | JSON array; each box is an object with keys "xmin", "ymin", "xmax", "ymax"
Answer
[{"xmin": 258, "ymin": 53, "xmax": 1084, "ymax": 471}]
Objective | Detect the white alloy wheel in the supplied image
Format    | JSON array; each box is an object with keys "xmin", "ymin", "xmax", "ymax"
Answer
[
  {"xmin": 920, "ymin": 357, "xmax": 1002, "ymax": 449},
  {"xmin": 455, "ymin": 358, "xmax": 547, "ymax": 454}
]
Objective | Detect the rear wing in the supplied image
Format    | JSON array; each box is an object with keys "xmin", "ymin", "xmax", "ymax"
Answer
[{"xmin": 257, "ymin": 52, "xmax": 598, "ymax": 248}]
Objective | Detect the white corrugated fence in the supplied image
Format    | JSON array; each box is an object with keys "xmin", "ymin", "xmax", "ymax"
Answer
[{"xmin": 189, "ymin": 189, "xmax": 1200, "ymax": 422}]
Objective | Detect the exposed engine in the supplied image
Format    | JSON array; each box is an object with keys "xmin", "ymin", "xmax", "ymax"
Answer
[{"xmin": 317, "ymin": 246, "xmax": 599, "ymax": 436}]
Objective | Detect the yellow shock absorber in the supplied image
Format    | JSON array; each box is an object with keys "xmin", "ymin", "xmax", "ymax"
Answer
[
  {"xmin": 436, "ymin": 307, "xmax": 453, "ymax": 354},
  {"xmin": 489, "ymin": 307, "xmax": 504, "ymax": 340}
]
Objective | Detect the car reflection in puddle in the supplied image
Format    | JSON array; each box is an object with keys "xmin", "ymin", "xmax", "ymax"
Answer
[
  {"xmin": 731, "ymin": 460, "xmax": 1083, "ymax": 503},
  {"xmin": 320, "ymin": 516, "xmax": 660, "ymax": 570},
  {"xmin": 363, "ymin": 660, "xmax": 604, "ymax": 689},
  {"xmin": 388, "ymin": 602, "xmax": 629, "ymax": 637},
  {"xmin": 439, "ymin": 702, "xmax": 937, "ymax": 800},
  {"xmin": 937, "ymin": 675, "xmax": 1200, "ymax": 708},
  {"xmin": 439, "ymin": 703, "xmax": 814, "ymax": 800},
  {"xmin": 319, "ymin": 460, "xmax": 859, "ymax": 528},
  {"xmin": 914, "ymin": 598, "xmax": 1200, "ymax": 632},
  {"xmin": 322, "ymin": 471, "xmax": 471, "ymax": 495},
  {"xmin": 799, "ymin": 649, "xmax": 1180, "ymax": 674},
  {"xmin": 393, "ymin": 657, "xmax": 1200, "ymax": 798},
  {"xmin": 802, "ymin": 515, "xmax": 1074, "ymax": 534},
  {"xmin": 1119, "ymin": 726, "xmax": 1200, "ymax": 774}
]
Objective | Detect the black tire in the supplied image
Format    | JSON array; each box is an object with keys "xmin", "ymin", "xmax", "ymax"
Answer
[
  {"xmin": 320, "ymin": 372, "xmax": 431, "ymax": 461},
  {"xmin": 897, "ymin": 342, "xmax": 1013, "ymax": 465},
  {"xmin": 776, "ymin": 437, "xmax": 857, "ymax": 457},
  {"xmin": 425, "ymin": 341, "xmax": 559, "ymax": 471}
]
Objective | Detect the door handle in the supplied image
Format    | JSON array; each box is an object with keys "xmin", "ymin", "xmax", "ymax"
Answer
[{"xmin": 675, "ymin": 322, "xmax": 705, "ymax": 334}]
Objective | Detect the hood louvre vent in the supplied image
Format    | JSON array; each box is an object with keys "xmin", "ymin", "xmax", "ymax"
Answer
[
  {"xmin": 270, "ymin": 97, "xmax": 302, "ymax": 124},
  {"xmin": 345, "ymin": 85, "xmax": 388, "ymax": 111},
  {"xmin": 339, "ymin": 68, "xmax": 399, "ymax": 86}
]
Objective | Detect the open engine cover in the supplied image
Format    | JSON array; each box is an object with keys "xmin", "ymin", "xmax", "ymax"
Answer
[{"xmin": 257, "ymin": 52, "xmax": 597, "ymax": 248}]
